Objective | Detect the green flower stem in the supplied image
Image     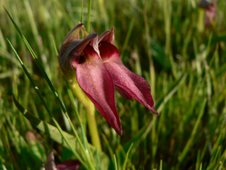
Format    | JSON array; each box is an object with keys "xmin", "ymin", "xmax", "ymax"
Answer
[
  {"xmin": 72, "ymin": 81, "xmax": 102, "ymax": 151},
  {"xmin": 198, "ymin": 9, "xmax": 205, "ymax": 33}
]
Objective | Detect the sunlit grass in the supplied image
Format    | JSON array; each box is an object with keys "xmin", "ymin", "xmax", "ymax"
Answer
[{"xmin": 0, "ymin": 0, "xmax": 226, "ymax": 169}]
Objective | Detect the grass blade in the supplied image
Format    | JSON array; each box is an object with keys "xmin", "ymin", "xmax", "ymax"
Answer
[
  {"xmin": 13, "ymin": 96, "xmax": 109, "ymax": 169},
  {"xmin": 178, "ymin": 99, "xmax": 207, "ymax": 164}
]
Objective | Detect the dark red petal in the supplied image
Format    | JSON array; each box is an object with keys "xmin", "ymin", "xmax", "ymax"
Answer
[
  {"xmin": 99, "ymin": 41, "xmax": 119, "ymax": 60},
  {"xmin": 99, "ymin": 29, "xmax": 114, "ymax": 44},
  {"xmin": 56, "ymin": 160, "xmax": 80, "ymax": 170},
  {"xmin": 100, "ymin": 42, "xmax": 157, "ymax": 114},
  {"xmin": 75, "ymin": 47, "xmax": 122, "ymax": 135}
]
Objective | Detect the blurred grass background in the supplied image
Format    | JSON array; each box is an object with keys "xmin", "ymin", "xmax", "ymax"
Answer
[{"xmin": 0, "ymin": 0, "xmax": 226, "ymax": 169}]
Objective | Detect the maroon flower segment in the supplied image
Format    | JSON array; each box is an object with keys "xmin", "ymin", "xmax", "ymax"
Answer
[
  {"xmin": 45, "ymin": 151, "xmax": 80, "ymax": 170},
  {"xmin": 56, "ymin": 160, "xmax": 80, "ymax": 170},
  {"xmin": 60, "ymin": 23, "xmax": 157, "ymax": 135}
]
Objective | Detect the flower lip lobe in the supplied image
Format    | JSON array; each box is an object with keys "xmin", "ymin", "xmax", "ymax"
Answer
[{"xmin": 75, "ymin": 54, "xmax": 122, "ymax": 135}]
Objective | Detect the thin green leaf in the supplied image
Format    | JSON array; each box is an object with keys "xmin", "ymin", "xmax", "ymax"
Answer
[
  {"xmin": 178, "ymin": 99, "xmax": 207, "ymax": 163},
  {"xmin": 13, "ymin": 96, "xmax": 109, "ymax": 169},
  {"xmin": 122, "ymin": 143, "xmax": 133, "ymax": 170}
]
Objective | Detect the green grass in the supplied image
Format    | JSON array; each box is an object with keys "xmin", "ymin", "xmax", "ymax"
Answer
[{"xmin": 0, "ymin": 0, "xmax": 226, "ymax": 169}]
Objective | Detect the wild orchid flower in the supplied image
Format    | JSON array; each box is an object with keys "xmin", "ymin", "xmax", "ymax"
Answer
[
  {"xmin": 198, "ymin": 0, "xmax": 216, "ymax": 27},
  {"xmin": 59, "ymin": 23, "xmax": 157, "ymax": 135}
]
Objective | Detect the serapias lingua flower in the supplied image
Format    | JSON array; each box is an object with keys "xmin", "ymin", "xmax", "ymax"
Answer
[
  {"xmin": 198, "ymin": 0, "xmax": 216, "ymax": 27},
  {"xmin": 59, "ymin": 23, "xmax": 157, "ymax": 135}
]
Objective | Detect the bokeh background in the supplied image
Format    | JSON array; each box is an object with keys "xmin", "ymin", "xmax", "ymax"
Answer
[{"xmin": 0, "ymin": 0, "xmax": 226, "ymax": 169}]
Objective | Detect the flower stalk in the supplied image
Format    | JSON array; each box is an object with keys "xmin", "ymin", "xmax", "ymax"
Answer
[{"xmin": 72, "ymin": 81, "xmax": 102, "ymax": 150}]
